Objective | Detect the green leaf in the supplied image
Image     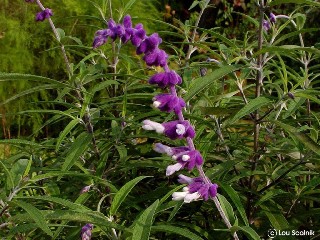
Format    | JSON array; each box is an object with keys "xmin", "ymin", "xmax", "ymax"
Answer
[
  {"xmin": 9, "ymin": 159, "xmax": 29, "ymax": 188},
  {"xmin": 219, "ymin": 183, "xmax": 249, "ymax": 226},
  {"xmin": 0, "ymin": 159, "xmax": 14, "ymax": 190},
  {"xmin": 110, "ymin": 176, "xmax": 151, "ymax": 215},
  {"xmin": 152, "ymin": 225, "xmax": 203, "ymax": 240},
  {"xmin": 184, "ymin": 65, "xmax": 241, "ymax": 101},
  {"xmin": 261, "ymin": 205, "xmax": 289, "ymax": 230},
  {"xmin": 230, "ymin": 226, "xmax": 260, "ymax": 240},
  {"xmin": 123, "ymin": 0, "xmax": 138, "ymax": 13},
  {"xmin": 217, "ymin": 194, "xmax": 236, "ymax": 225},
  {"xmin": 56, "ymin": 118, "xmax": 80, "ymax": 152},
  {"xmin": 274, "ymin": 121, "xmax": 320, "ymax": 156},
  {"xmin": 61, "ymin": 132, "xmax": 92, "ymax": 172},
  {"xmin": 269, "ymin": 0, "xmax": 320, "ymax": 7},
  {"xmin": 12, "ymin": 200, "xmax": 53, "ymax": 237},
  {"xmin": 255, "ymin": 189, "xmax": 287, "ymax": 206},
  {"xmin": 131, "ymin": 200, "xmax": 159, "ymax": 240},
  {"xmin": 15, "ymin": 196, "xmax": 90, "ymax": 212},
  {"xmin": 225, "ymin": 97, "xmax": 272, "ymax": 126},
  {"xmin": 56, "ymin": 28, "xmax": 65, "ymax": 41},
  {"xmin": 189, "ymin": 0, "xmax": 199, "ymax": 10}
]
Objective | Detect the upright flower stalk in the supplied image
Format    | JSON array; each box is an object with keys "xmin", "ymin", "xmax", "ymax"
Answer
[
  {"xmin": 93, "ymin": 15, "xmax": 239, "ymax": 239},
  {"xmin": 25, "ymin": 0, "xmax": 101, "ymax": 158}
]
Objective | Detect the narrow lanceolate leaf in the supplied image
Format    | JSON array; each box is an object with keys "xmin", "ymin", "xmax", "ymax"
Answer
[
  {"xmin": 61, "ymin": 132, "xmax": 92, "ymax": 172},
  {"xmin": 0, "ymin": 160, "xmax": 14, "ymax": 190},
  {"xmin": 12, "ymin": 200, "xmax": 53, "ymax": 237},
  {"xmin": 225, "ymin": 97, "xmax": 272, "ymax": 126},
  {"xmin": 110, "ymin": 176, "xmax": 151, "ymax": 215},
  {"xmin": 151, "ymin": 225, "xmax": 203, "ymax": 240},
  {"xmin": 131, "ymin": 200, "xmax": 159, "ymax": 240},
  {"xmin": 217, "ymin": 194, "xmax": 236, "ymax": 225},
  {"xmin": 16, "ymin": 196, "xmax": 90, "ymax": 212},
  {"xmin": 274, "ymin": 121, "xmax": 320, "ymax": 156},
  {"xmin": 56, "ymin": 118, "xmax": 80, "ymax": 152},
  {"xmin": 230, "ymin": 226, "xmax": 260, "ymax": 240},
  {"xmin": 219, "ymin": 183, "xmax": 249, "ymax": 226},
  {"xmin": 261, "ymin": 205, "xmax": 289, "ymax": 230},
  {"xmin": 184, "ymin": 65, "xmax": 241, "ymax": 101}
]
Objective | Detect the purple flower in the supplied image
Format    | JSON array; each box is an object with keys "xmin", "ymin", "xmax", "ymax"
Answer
[
  {"xmin": 25, "ymin": 0, "xmax": 34, "ymax": 2},
  {"xmin": 172, "ymin": 177, "xmax": 218, "ymax": 202},
  {"xmin": 270, "ymin": 13, "xmax": 276, "ymax": 23},
  {"xmin": 263, "ymin": 20, "xmax": 271, "ymax": 31},
  {"xmin": 166, "ymin": 150, "xmax": 203, "ymax": 175},
  {"xmin": 148, "ymin": 70, "xmax": 182, "ymax": 88},
  {"xmin": 142, "ymin": 120, "xmax": 195, "ymax": 140},
  {"xmin": 173, "ymin": 149, "xmax": 203, "ymax": 170},
  {"xmin": 36, "ymin": 8, "xmax": 53, "ymax": 22},
  {"xmin": 121, "ymin": 15, "xmax": 133, "ymax": 43},
  {"xmin": 81, "ymin": 224, "xmax": 93, "ymax": 240},
  {"xmin": 136, "ymin": 33, "xmax": 162, "ymax": 54},
  {"xmin": 162, "ymin": 120, "xmax": 195, "ymax": 140},
  {"xmin": 143, "ymin": 48, "xmax": 168, "ymax": 67},
  {"xmin": 154, "ymin": 143, "xmax": 190, "ymax": 156},
  {"xmin": 153, "ymin": 93, "xmax": 185, "ymax": 114},
  {"xmin": 131, "ymin": 24, "xmax": 146, "ymax": 47},
  {"xmin": 92, "ymin": 29, "xmax": 110, "ymax": 48}
]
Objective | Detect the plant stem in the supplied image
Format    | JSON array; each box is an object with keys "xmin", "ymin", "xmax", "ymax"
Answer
[
  {"xmin": 168, "ymin": 71, "xmax": 239, "ymax": 239},
  {"xmin": 185, "ymin": 0, "xmax": 211, "ymax": 61},
  {"xmin": 35, "ymin": 0, "xmax": 71, "ymax": 76},
  {"xmin": 34, "ymin": 0, "xmax": 101, "ymax": 158},
  {"xmin": 247, "ymin": 0, "xmax": 265, "ymax": 221}
]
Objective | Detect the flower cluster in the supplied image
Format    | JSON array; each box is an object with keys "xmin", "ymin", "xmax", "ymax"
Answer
[
  {"xmin": 93, "ymin": 15, "xmax": 218, "ymax": 203},
  {"xmin": 93, "ymin": 16, "xmax": 168, "ymax": 67}
]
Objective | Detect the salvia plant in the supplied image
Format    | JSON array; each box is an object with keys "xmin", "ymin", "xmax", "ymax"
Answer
[{"xmin": 1, "ymin": 0, "xmax": 320, "ymax": 239}]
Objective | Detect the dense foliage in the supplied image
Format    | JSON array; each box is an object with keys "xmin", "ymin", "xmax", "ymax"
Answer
[{"xmin": 1, "ymin": 0, "xmax": 320, "ymax": 239}]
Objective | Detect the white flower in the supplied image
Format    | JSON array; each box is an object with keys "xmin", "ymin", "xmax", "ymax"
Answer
[{"xmin": 166, "ymin": 163, "xmax": 183, "ymax": 176}]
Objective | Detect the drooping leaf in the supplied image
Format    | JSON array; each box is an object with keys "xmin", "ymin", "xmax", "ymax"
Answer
[
  {"xmin": 56, "ymin": 118, "xmax": 80, "ymax": 152},
  {"xmin": 61, "ymin": 132, "xmax": 92, "ymax": 172},
  {"xmin": 12, "ymin": 200, "xmax": 53, "ymax": 237},
  {"xmin": 131, "ymin": 200, "xmax": 159, "ymax": 240},
  {"xmin": 224, "ymin": 97, "xmax": 272, "ymax": 126},
  {"xmin": 110, "ymin": 176, "xmax": 151, "ymax": 215},
  {"xmin": 219, "ymin": 183, "xmax": 249, "ymax": 226},
  {"xmin": 230, "ymin": 226, "xmax": 260, "ymax": 240},
  {"xmin": 184, "ymin": 65, "xmax": 241, "ymax": 101},
  {"xmin": 274, "ymin": 121, "xmax": 320, "ymax": 156}
]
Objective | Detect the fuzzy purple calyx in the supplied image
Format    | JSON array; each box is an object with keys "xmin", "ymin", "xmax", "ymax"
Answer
[
  {"xmin": 153, "ymin": 93, "xmax": 185, "ymax": 114},
  {"xmin": 136, "ymin": 33, "xmax": 162, "ymax": 55},
  {"xmin": 188, "ymin": 178, "xmax": 218, "ymax": 200},
  {"xmin": 81, "ymin": 223, "xmax": 93, "ymax": 240},
  {"xmin": 154, "ymin": 143, "xmax": 190, "ymax": 157},
  {"xmin": 263, "ymin": 20, "xmax": 271, "ymax": 31},
  {"xmin": 36, "ymin": 8, "xmax": 53, "ymax": 22},
  {"xmin": 162, "ymin": 120, "xmax": 195, "ymax": 140},
  {"xmin": 143, "ymin": 48, "xmax": 168, "ymax": 67},
  {"xmin": 172, "ymin": 177, "xmax": 218, "ymax": 202},
  {"xmin": 172, "ymin": 149, "xmax": 203, "ymax": 171},
  {"xmin": 270, "ymin": 13, "xmax": 276, "ymax": 23},
  {"xmin": 131, "ymin": 24, "xmax": 146, "ymax": 47},
  {"xmin": 148, "ymin": 70, "xmax": 182, "ymax": 88}
]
